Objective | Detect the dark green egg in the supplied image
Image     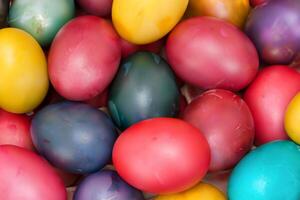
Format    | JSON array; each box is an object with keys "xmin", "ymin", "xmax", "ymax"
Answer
[
  {"xmin": 8, "ymin": 0, "xmax": 75, "ymax": 46},
  {"xmin": 0, "ymin": 0, "xmax": 8, "ymax": 28},
  {"xmin": 109, "ymin": 51, "xmax": 180, "ymax": 130}
]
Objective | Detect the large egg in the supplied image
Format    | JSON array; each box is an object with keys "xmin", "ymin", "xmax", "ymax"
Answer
[
  {"xmin": 246, "ymin": 0, "xmax": 300, "ymax": 64},
  {"xmin": 285, "ymin": 92, "xmax": 300, "ymax": 144},
  {"xmin": 0, "ymin": 145, "xmax": 66, "ymax": 200},
  {"xmin": 31, "ymin": 101, "xmax": 118, "ymax": 174},
  {"xmin": 112, "ymin": 0, "xmax": 188, "ymax": 44},
  {"xmin": 8, "ymin": 0, "xmax": 75, "ymax": 46},
  {"xmin": 244, "ymin": 66, "xmax": 300, "ymax": 145},
  {"xmin": 182, "ymin": 89, "xmax": 255, "ymax": 171},
  {"xmin": 0, "ymin": 0, "xmax": 8, "ymax": 28},
  {"xmin": 166, "ymin": 17, "xmax": 259, "ymax": 91},
  {"xmin": 74, "ymin": 170, "xmax": 145, "ymax": 200},
  {"xmin": 48, "ymin": 16, "xmax": 121, "ymax": 101},
  {"xmin": 0, "ymin": 109, "xmax": 33, "ymax": 150},
  {"xmin": 108, "ymin": 52, "xmax": 180, "ymax": 130},
  {"xmin": 113, "ymin": 118, "xmax": 210, "ymax": 194},
  {"xmin": 155, "ymin": 182, "xmax": 226, "ymax": 200},
  {"xmin": 0, "ymin": 28, "xmax": 49, "ymax": 113},
  {"xmin": 228, "ymin": 140, "xmax": 300, "ymax": 200},
  {"xmin": 186, "ymin": 0, "xmax": 250, "ymax": 27}
]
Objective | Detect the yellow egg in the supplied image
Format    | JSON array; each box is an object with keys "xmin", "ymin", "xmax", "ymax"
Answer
[
  {"xmin": 155, "ymin": 182, "xmax": 227, "ymax": 200},
  {"xmin": 0, "ymin": 28, "xmax": 49, "ymax": 113},
  {"xmin": 186, "ymin": 0, "xmax": 250, "ymax": 28},
  {"xmin": 112, "ymin": 0, "xmax": 188, "ymax": 44},
  {"xmin": 285, "ymin": 92, "xmax": 300, "ymax": 144}
]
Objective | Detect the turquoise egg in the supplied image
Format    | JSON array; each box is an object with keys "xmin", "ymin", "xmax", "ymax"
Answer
[
  {"xmin": 8, "ymin": 0, "xmax": 75, "ymax": 46},
  {"xmin": 228, "ymin": 140, "xmax": 300, "ymax": 200}
]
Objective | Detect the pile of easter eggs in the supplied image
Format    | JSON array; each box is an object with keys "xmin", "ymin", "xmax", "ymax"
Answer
[{"xmin": 1, "ymin": 0, "xmax": 300, "ymax": 200}]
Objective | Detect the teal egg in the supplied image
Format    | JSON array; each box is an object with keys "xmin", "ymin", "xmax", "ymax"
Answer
[
  {"xmin": 8, "ymin": 0, "xmax": 75, "ymax": 46},
  {"xmin": 228, "ymin": 140, "xmax": 300, "ymax": 200},
  {"xmin": 108, "ymin": 51, "xmax": 180, "ymax": 130}
]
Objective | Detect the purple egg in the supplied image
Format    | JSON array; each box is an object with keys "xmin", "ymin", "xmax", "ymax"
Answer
[
  {"xmin": 246, "ymin": 0, "xmax": 300, "ymax": 64},
  {"xmin": 74, "ymin": 170, "xmax": 145, "ymax": 200}
]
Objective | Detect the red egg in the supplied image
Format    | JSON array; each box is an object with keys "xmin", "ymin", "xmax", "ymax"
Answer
[
  {"xmin": 113, "ymin": 118, "xmax": 210, "ymax": 194},
  {"xmin": 0, "ymin": 145, "xmax": 66, "ymax": 200},
  {"xmin": 166, "ymin": 17, "xmax": 259, "ymax": 91},
  {"xmin": 182, "ymin": 89, "xmax": 255, "ymax": 171},
  {"xmin": 0, "ymin": 110, "xmax": 34, "ymax": 150},
  {"xmin": 244, "ymin": 65, "xmax": 300, "ymax": 145},
  {"xmin": 76, "ymin": 0, "xmax": 113, "ymax": 17},
  {"xmin": 48, "ymin": 15, "xmax": 121, "ymax": 101}
]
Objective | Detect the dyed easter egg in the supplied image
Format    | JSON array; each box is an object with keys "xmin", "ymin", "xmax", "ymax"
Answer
[
  {"xmin": 31, "ymin": 101, "xmax": 118, "ymax": 174},
  {"xmin": 228, "ymin": 140, "xmax": 300, "ymax": 200},
  {"xmin": 285, "ymin": 93, "xmax": 300, "ymax": 144},
  {"xmin": 244, "ymin": 66, "xmax": 300, "ymax": 145},
  {"xmin": 76, "ymin": 0, "xmax": 113, "ymax": 17},
  {"xmin": 113, "ymin": 118, "xmax": 210, "ymax": 194},
  {"xmin": 48, "ymin": 16, "xmax": 121, "ymax": 101},
  {"xmin": 74, "ymin": 170, "xmax": 145, "ymax": 200},
  {"xmin": 246, "ymin": 0, "xmax": 300, "ymax": 64},
  {"xmin": 108, "ymin": 52, "xmax": 179, "ymax": 130},
  {"xmin": 166, "ymin": 17, "xmax": 259, "ymax": 91},
  {"xmin": 0, "ymin": 145, "xmax": 66, "ymax": 200},
  {"xmin": 187, "ymin": 0, "xmax": 250, "ymax": 27},
  {"xmin": 0, "ymin": 109, "xmax": 33, "ymax": 150},
  {"xmin": 182, "ymin": 89, "xmax": 255, "ymax": 171},
  {"xmin": 0, "ymin": 28, "xmax": 48, "ymax": 113},
  {"xmin": 155, "ymin": 182, "xmax": 226, "ymax": 200},
  {"xmin": 112, "ymin": 0, "xmax": 188, "ymax": 44},
  {"xmin": 8, "ymin": 0, "xmax": 75, "ymax": 46}
]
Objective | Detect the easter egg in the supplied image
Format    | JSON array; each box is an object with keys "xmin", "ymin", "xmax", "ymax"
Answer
[
  {"xmin": 113, "ymin": 118, "xmax": 210, "ymax": 194},
  {"xmin": 244, "ymin": 66, "xmax": 300, "ymax": 145},
  {"xmin": 0, "ymin": 28, "xmax": 49, "ymax": 113},
  {"xmin": 228, "ymin": 140, "xmax": 300, "ymax": 200},
  {"xmin": 0, "ymin": 145, "xmax": 66, "ymax": 200},
  {"xmin": 155, "ymin": 182, "xmax": 226, "ymax": 200},
  {"xmin": 48, "ymin": 16, "xmax": 121, "ymax": 101},
  {"xmin": 31, "ymin": 101, "xmax": 118, "ymax": 174},
  {"xmin": 108, "ymin": 52, "xmax": 180, "ymax": 130},
  {"xmin": 0, "ymin": 0, "xmax": 8, "ymax": 28},
  {"xmin": 187, "ymin": 0, "xmax": 250, "ymax": 27},
  {"xmin": 76, "ymin": 0, "xmax": 113, "ymax": 17},
  {"xmin": 112, "ymin": 0, "xmax": 188, "ymax": 44},
  {"xmin": 285, "ymin": 93, "xmax": 300, "ymax": 144},
  {"xmin": 74, "ymin": 170, "xmax": 145, "ymax": 200},
  {"xmin": 166, "ymin": 17, "xmax": 259, "ymax": 91},
  {"xmin": 8, "ymin": 0, "xmax": 75, "ymax": 46},
  {"xmin": 182, "ymin": 89, "xmax": 255, "ymax": 171},
  {"xmin": 0, "ymin": 109, "xmax": 33, "ymax": 150},
  {"xmin": 246, "ymin": 0, "xmax": 300, "ymax": 64}
]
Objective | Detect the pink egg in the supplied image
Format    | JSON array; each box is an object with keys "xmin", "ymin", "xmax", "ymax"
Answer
[{"xmin": 0, "ymin": 145, "xmax": 66, "ymax": 200}]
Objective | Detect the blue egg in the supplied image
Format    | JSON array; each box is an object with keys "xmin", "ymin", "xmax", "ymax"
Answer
[
  {"xmin": 228, "ymin": 140, "xmax": 300, "ymax": 200},
  {"xmin": 74, "ymin": 170, "xmax": 145, "ymax": 200},
  {"xmin": 31, "ymin": 101, "xmax": 118, "ymax": 174}
]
